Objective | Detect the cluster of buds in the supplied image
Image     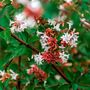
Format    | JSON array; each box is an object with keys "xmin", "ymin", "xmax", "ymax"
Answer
[
  {"xmin": 0, "ymin": 70, "xmax": 18, "ymax": 83},
  {"xmin": 27, "ymin": 65, "xmax": 48, "ymax": 82}
]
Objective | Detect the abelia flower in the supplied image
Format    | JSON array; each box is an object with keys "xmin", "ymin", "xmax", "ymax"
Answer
[
  {"xmin": 53, "ymin": 23, "xmax": 61, "ymax": 31},
  {"xmin": 48, "ymin": 19, "xmax": 56, "ymax": 26},
  {"xmin": 40, "ymin": 33, "xmax": 49, "ymax": 51},
  {"xmin": 67, "ymin": 20, "xmax": 73, "ymax": 30},
  {"xmin": 0, "ymin": 73, "xmax": 10, "ymax": 83},
  {"xmin": 61, "ymin": 30, "xmax": 79, "ymax": 47},
  {"xmin": 0, "ymin": 70, "xmax": 5, "ymax": 76},
  {"xmin": 10, "ymin": 70, "xmax": 18, "ymax": 80},
  {"xmin": 38, "ymin": 29, "xmax": 58, "ymax": 51},
  {"xmin": 33, "ymin": 53, "xmax": 43, "ymax": 65},
  {"xmin": 27, "ymin": 65, "xmax": 48, "ymax": 81},
  {"xmin": 61, "ymin": 32, "xmax": 71, "ymax": 44},
  {"xmin": 0, "ymin": 70, "xmax": 10, "ymax": 83},
  {"xmin": 10, "ymin": 12, "xmax": 36, "ymax": 33},
  {"xmin": 59, "ymin": 52, "xmax": 69, "ymax": 63},
  {"xmin": 55, "ymin": 74, "xmax": 61, "ymax": 80},
  {"xmin": 48, "ymin": 19, "xmax": 61, "ymax": 31}
]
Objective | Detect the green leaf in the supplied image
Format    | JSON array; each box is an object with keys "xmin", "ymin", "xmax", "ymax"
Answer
[
  {"xmin": 0, "ymin": 29, "xmax": 10, "ymax": 41},
  {"xmin": 63, "ymin": 68, "xmax": 73, "ymax": 82},
  {"xmin": 12, "ymin": 87, "xmax": 17, "ymax": 90},
  {"xmin": 72, "ymin": 84, "xmax": 78, "ymax": 90},
  {"xmin": 29, "ymin": 35, "xmax": 39, "ymax": 43},
  {"xmin": 0, "ymin": 16, "xmax": 9, "ymax": 28},
  {"xmin": 77, "ymin": 72, "xmax": 90, "ymax": 86},
  {"xmin": 58, "ymin": 84, "xmax": 70, "ymax": 90},
  {"xmin": 3, "ymin": 78, "xmax": 11, "ymax": 87},
  {"xmin": 0, "ymin": 82, "xmax": 3, "ymax": 90},
  {"xmin": 0, "ymin": 45, "xmax": 30, "ymax": 67},
  {"xmin": 43, "ymin": 2, "xmax": 59, "ymax": 19}
]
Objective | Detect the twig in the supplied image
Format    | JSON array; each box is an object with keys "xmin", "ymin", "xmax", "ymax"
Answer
[
  {"xmin": 17, "ymin": 56, "xmax": 21, "ymax": 90},
  {"xmin": 52, "ymin": 64, "xmax": 71, "ymax": 83}
]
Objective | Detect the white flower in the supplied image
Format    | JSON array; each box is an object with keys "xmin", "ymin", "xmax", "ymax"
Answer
[
  {"xmin": 10, "ymin": 70, "xmax": 18, "ymax": 80},
  {"xmin": 53, "ymin": 23, "xmax": 61, "ymax": 31},
  {"xmin": 33, "ymin": 53, "xmax": 43, "ymax": 65},
  {"xmin": 61, "ymin": 32, "xmax": 71, "ymax": 43},
  {"xmin": 70, "ymin": 32, "xmax": 79, "ymax": 47},
  {"xmin": 59, "ymin": 5, "xmax": 65, "ymax": 10},
  {"xmin": 0, "ymin": 70, "xmax": 5, "ymax": 76},
  {"xmin": 59, "ymin": 52, "xmax": 69, "ymax": 63},
  {"xmin": 48, "ymin": 19, "xmax": 61, "ymax": 31},
  {"xmin": 57, "ymin": 14, "xmax": 67, "ymax": 22},
  {"xmin": 61, "ymin": 30, "xmax": 79, "ymax": 47},
  {"xmin": 10, "ymin": 12, "xmax": 36, "ymax": 33},
  {"xmin": 24, "ymin": 17, "xmax": 36, "ymax": 28},
  {"xmin": 40, "ymin": 34, "xmax": 49, "ymax": 51},
  {"xmin": 15, "ymin": 12, "xmax": 26, "ymax": 21},
  {"xmin": 55, "ymin": 75, "xmax": 61, "ymax": 80},
  {"xmin": 67, "ymin": 20, "xmax": 73, "ymax": 30}
]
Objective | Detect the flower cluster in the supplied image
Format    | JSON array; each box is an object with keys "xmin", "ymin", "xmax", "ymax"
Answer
[
  {"xmin": 33, "ymin": 28, "xmax": 78, "ymax": 65},
  {"xmin": 10, "ymin": 0, "xmax": 43, "ymax": 33},
  {"xmin": 0, "ymin": 70, "xmax": 18, "ymax": 83},
  {"xmin": 27, "ymin": 65, "xmax": 47, "ymax": 82}
]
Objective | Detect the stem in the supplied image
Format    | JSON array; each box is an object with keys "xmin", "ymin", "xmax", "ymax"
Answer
[
  {"xmin": 4, "ymin": 59, "xmax": 13, "ymax": 71},
  {"xmin": 17, "ymin": 56, "xmax": 21, "ymax": 90},
  {"xmin": 52, "ymin": 64, "xmax": 71, "ymax": 83},
  {"xmin": 11, "ymin": 34, "xmax": 39, "ymax": 53}
]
